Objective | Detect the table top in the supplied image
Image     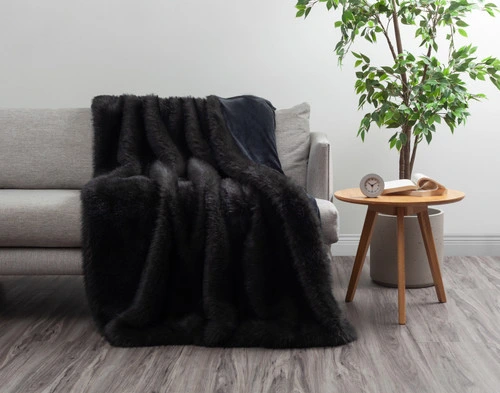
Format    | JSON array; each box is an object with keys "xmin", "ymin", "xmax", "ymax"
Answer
[{"xmin": 334, "ymin": 188, "xmax": 465, "ymax": 207}]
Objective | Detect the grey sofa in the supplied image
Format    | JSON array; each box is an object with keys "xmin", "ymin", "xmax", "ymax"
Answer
[{"xmin": 0, "ymin": 103, "xmax": 339, "ymax": 275}]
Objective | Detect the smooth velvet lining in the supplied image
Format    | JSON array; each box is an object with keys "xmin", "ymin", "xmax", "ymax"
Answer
[
  {"xmin": 217, "ymin": 95, "xmax": 283, "ymax": 174},
  {"xmin": 218, "ymin": 95, "xmax": 319, "ymax": 219}
]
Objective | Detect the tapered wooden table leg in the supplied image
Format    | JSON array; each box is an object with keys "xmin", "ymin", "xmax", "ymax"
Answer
[
  {"xmin": 397, "ymin": 208, "xmax": 406, "ymax": 325},
  {"xmin": 417, "ymin": 209, "xmax": 447, "ymax": 303},
  {"xmin": 345, "ymin": 208, "xmax": 378, "ymax": 302}
]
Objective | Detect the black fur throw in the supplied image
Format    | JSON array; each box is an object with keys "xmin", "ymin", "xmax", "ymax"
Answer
[{"xmin": 81, "ymin": 94, "xmax": 356, "ymax": 348}]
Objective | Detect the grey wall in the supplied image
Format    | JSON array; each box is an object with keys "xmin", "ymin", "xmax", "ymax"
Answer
[{"xmin": 1, "ymin": 0, "xmax": 499, "ymax": 247}]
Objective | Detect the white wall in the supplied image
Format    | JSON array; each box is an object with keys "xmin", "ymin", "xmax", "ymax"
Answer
[{"xmin": 1, "ymin": 0, "xmax": 499, "ymax": 252}]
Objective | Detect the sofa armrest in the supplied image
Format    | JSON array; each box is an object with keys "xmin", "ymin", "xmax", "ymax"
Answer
[{"xmin": 306, "ymin": 132, "xmax": 333, "ymax": 201}]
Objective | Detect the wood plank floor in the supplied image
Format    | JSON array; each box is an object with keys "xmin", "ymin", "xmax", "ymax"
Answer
[{"xmin": 0, "ymin": 256, "xmax": 499, "ymax": 393}]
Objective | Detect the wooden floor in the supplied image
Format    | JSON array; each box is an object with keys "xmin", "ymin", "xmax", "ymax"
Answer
[{"xmin": 0, "ymin": 256, "xmax": 499, "ymax": 393}]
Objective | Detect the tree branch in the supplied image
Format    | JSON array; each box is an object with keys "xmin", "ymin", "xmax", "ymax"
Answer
[
  {"xmin": 420, "ymin": 8, "xmax": 439, "ymax": 85},
  {"xmin": 374, "ymin": 14, "xmax": 398, "ymax": 61},
  {"xmin": 361, "ymin": 0, "xmax": 397, "ymax": 61},
  {"xmin": 409, "ymin": 134, "xmax": 420, "ymax": 175},
  {"xmin": 391, "ymin": 0, "xmax": 409, "ymax": 104},
  {"xmin": 420, "ymin": 45, "xmax": 433, "ymax": 84},
  {"xmin": 409, "ymin": 7, "xmax": 439, "ymax": 176},
  {"xmin": 391, "ymin": 0, "xmax": 412, "ymax": 178}
]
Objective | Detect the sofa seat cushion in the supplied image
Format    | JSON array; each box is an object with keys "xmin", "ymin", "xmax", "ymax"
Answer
[
  {"xmin": 316, "ymin": 198, "xmax": 339, "ymax": 245},
  {"xmin": 0, "ymin": 190, "xmax": 81, "ymax": 247},
  {"xmin": 0, "ymin": 191, "xmax": 337, "ymax": 248}
]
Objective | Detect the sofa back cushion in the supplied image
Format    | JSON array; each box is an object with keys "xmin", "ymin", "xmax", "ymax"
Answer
[
  {"xmin": 0, "ymin": 108, "xmax": 93, "ymax": 189},
  {"xmin": 0, "ymin": 103, "xmax": 311, "ymax": 189},
  {"xmin": 275, "ymin": 103, "xmax": 311, "ymax": 188}
]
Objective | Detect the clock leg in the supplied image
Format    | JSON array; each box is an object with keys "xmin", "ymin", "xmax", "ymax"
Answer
[
  {"xmin": 345, "ymin": 208, "xmax": 378, "ymax": 302},
  {"xmin": 417, "ymin": 209, "xmax": 447, "ymax": 303},
  {"xmin": 397, "ymin": 207, "xmax": 406, "ymax": 325}
]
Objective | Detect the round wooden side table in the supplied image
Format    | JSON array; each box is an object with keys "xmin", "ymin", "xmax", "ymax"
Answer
[{"xmin": 334, "ymin": 188, "xmax": 465, "ymax": 325}]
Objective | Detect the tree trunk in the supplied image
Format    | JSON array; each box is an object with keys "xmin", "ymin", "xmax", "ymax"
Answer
[{"xmin": 399, "ymin": 125, "xmax": 412, "ymax": 179}]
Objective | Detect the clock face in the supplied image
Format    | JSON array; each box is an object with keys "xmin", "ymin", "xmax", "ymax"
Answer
[
  {"xmin": 360, "ymin": 173, "xmax": 384, "ymax": 197},
  {"xmin": 366, "ymin": 177, "xmax": 381, "ymax": 192}
]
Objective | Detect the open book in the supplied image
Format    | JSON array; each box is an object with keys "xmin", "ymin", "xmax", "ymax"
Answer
[{"xmin": 383, "ymin": 173, "xmax": 447, "ymax": 196}]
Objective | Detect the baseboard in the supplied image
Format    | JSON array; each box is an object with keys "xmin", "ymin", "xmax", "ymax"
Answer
[
  {"xmin": 443, "ymin": 235, "xmax": 500, "ymax": 256},
  {"xmin": 332, "ymin": 235, "xmax": 362, "ymax": 256},
  {"xmin": 332, "ymin": 234, "xmax": 500, "ymax": 256}
]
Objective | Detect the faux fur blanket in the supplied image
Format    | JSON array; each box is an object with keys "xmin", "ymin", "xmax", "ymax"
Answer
[{"xmin": 81, "ymin": 94, "xmax": 356, "ymax": 348}]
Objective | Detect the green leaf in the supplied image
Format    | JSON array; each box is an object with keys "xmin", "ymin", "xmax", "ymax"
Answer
[
  {"xmin": 342, "ymin": 10, "xmax": 354, "ymax": 23},
  {"xmin": 458, "ymin": 28, "xmax": 468, "ymax": 37},
  {"xmin": 358, "ymin": 94, "xmax": 367, "ymax": 108},
  {"xmin": 484, "ymin": 57, "xmax": 496, "ymax": 65},
  {"xmin": 334, "ymin": 21, "xmax": 343, "ymax": 28},
  {"xmin": 489, "ymin": 76, "xmax": 500, "ymax": 89},
  {"xmin": 355, "ymin": 59, "xmax": 363, "ymax": 67},
  {"xmin": 384, "ymin": 110, "xmax": 394, "ymax": 123},
  {"xmin": 399, "ymin": 133, "xmax": 408, "ymax": 145},
  {"xmin": 456, "ymin": 20, "xmax": 469, "ymax": 27},
  {"xmin": 386, "ymin": 123, "xmax": 401, "ymax": 129},
  {"xmin": 296, "ymin": 9, "xmax": 305, "ymax": 17},
  {"xmin": 355, "ymin": 83, "xmax": 366, "ymax": 94}
]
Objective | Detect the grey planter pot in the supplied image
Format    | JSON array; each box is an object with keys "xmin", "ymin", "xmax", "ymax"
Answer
[{"xmin": 369, "ymin": 208, "xmax": 444, "ymax": 288}]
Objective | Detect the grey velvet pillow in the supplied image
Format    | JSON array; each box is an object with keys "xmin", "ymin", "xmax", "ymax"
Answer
[{"xmin": 275, "ymin": 102, "xmax": 311, "ymax": 188}]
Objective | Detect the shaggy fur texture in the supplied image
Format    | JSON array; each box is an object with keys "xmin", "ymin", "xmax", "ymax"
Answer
[{"xmin": 81, "ymin": 94, "xmax": 356, "ymax": 348}]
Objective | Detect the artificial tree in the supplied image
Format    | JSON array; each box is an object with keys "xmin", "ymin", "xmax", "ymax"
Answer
[{"xmin": 296, "ymin": 0, "xmax": 500, "ymax": 178}]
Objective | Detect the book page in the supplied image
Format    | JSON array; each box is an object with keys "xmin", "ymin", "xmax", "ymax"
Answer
[
  {"xmin": 412, "ymin": 173, "xmax": 446, "ymax": 191},
  {"xmin": 384, "ymin": 179, "xmax": 417, "ymax": 192},
  {"xmin": 406, "ymin": 173, "xmax": 447, "ymax": 196}
]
